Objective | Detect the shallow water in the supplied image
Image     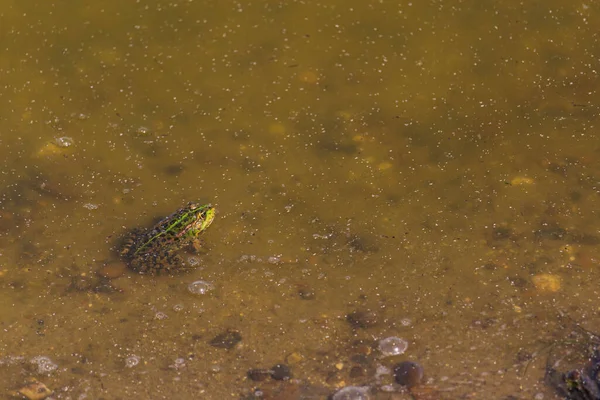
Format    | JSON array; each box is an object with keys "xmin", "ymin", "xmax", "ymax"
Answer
[{"xmin": 1, "ymin": 0, "xmax": 600, "ymax": 399}]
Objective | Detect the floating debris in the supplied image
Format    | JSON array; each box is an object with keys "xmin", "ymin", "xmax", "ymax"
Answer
[
  {"xmin": 9, "ymin": 378, "xmax": 52, "ymax": 400},
  {"xmin": 510, "ymin": 176, "xmax": 534, "ymax": 185}
]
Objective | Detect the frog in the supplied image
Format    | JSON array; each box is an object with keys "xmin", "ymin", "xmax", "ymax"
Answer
[{"xmin": 120, "ymin": 202, "xmax": 216, "ymax": 274}]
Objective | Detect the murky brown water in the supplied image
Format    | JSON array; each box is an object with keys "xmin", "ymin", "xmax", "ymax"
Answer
[{"xmin": 1, "ymin": 0, "xmax": 600, "ymax": 399}]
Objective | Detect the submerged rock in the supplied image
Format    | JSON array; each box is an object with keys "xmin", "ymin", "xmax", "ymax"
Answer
[
  {"xmin": 209, "ymin": 329, "xmax": 242, "ymax": 349},
  {"xmin": 393, "ymin": 361, "xmax": 424, "ymax": 388}
]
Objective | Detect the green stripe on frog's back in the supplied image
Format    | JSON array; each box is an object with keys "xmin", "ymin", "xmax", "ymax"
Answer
[{"xmin": 133, "ymin": 203, "xmax": 215, "ymax": 256}]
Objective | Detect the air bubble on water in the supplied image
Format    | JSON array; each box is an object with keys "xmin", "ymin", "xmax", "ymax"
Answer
[
  {"xmin": 379, "ymin": 385, "xmax": 395, "ymax": 392},
  {"xmin": 83, "ymin": 203, "xmax": 99, "ymax": 210},
  {"xmin": 155, "ymin": 311, "xmax": 168, "ymax": 320},
  {"xmin": 0, "ymin": 356, "xmax": 23, "ymax": 366},
  {"xmin": 239, "ymin": 254, "xmax": 261, "ymax": 262},
  {"xmin": 400, "ymin": 318, "xmax": 412, "ymax": 327},
  {"xmin": 169, "ymin": 357, "xmax": 186, "ymax": 370},
  {"xmin": 30, "ymin": 356, "xmax": 58, "ymax": 374},
  {"xmin": 55, "ymin": 136, "xmax": 74, "ymax": 147},
  {"xmin": 187, "ymin": 280, "xmax": 214, "ymax": 295},
  {"xmin": 375, "ymin": 365, "xmax": 391, "ymax": 376},
  {"xmin": 332, "ymin": 386, "xmax": 370, "ymax": 400},
  {"xmin": 136, "ymin": 126, "xmax": 151, "ymax": 135},
  {"xmin": 267, "ymin": 256, "xmax": 281, "ymax": 264},
  {"xmin": 187, "ymin": 256, "xmax": 202, "ymax": 266},
  {"xmin": 173, "ymin": 304, "xmax": 184, "ymax": 312},
  {"xmin": 125, "ymin": 355, "xmax": 140, "ymax": 368},
  {"xmin": 378, "ymin": 336, "xmax": 408, "ymax": 356}
]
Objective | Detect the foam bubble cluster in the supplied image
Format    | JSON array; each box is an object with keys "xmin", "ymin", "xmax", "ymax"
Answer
[{"xmin": 30, "ymin": 356, "xmax": 58, "ymax": 374}]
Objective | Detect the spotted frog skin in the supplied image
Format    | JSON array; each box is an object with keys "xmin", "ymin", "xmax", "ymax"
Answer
[{"xmin": 121, "ymin": 202, "xmax": 215, "ymax": 274}]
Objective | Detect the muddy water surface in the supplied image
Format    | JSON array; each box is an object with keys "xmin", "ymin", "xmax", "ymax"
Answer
[{"xmin": 1, "ymin": 0, "xmax": 600, "ymax": 399}]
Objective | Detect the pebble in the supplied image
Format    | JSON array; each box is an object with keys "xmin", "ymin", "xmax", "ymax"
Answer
[
  {"xmin": 349, "ymin": 365, "xmax": 365, "ymax": 378},
  {"xmin": 247, "ymin": 368, "xmax": 271, "ymax": 382},
  {"xmin": 209, "ymin": 329, "xmax": 242, "ymax": 349},
  {"xmin": 297, "ymin": 285, "xmax": 316, "ymax": 300},
  {"xmin": 285, "ymin": 352, "xmax": 304, "ymax": 364},
  {"xmin": 270, "ymin": 363, "xmax": 292, "ymax": 380},
  {"xmin": 393, "ymin": 361, "xmax": 424, "ymax": 388}
]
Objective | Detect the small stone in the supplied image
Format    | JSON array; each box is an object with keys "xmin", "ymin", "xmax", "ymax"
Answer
[
  {"xmin": 285, "ymin": 352, "xmax": 304, "ymax": 365},
  {"xmin": 270, "ymin": 364, "xmax": 292, "ymax": 380},
  {"xmin": 298, "ymin": 285, "xmax": 316, "ymax": 300},
  {"xmin": 247, "ymin": 368, "xmax": 270, "ymax": 382},
  {"xmin": 393, "ymin": 361, "xmax": 424, "ymax": 388},
  {"xmin": 349, "ymin": 366, "xmax": 365, "ymax": 378},
  {"xmin": 209, "ymin": 329, "xmax": 242, "ymax": 349}
]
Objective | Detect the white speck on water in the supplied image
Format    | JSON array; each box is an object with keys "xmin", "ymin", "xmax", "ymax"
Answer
[{"xmin": 187, "ymin": 280, "xmax": 214, "ymax": 295}]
